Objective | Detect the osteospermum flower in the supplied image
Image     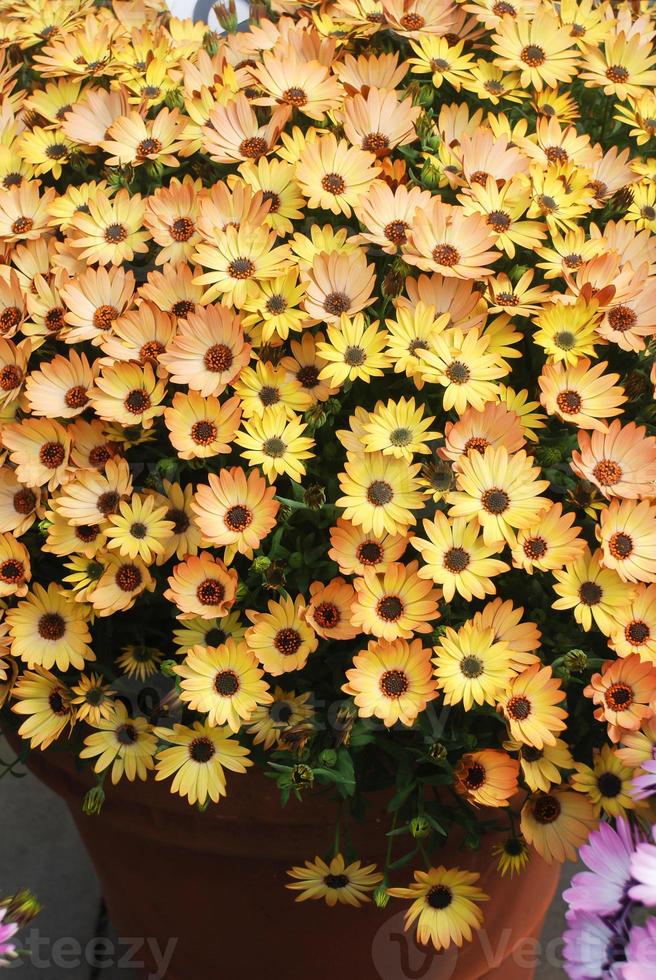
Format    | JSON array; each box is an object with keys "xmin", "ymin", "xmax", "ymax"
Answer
[
  {"xmin": 411, "ymin": 513, "xmax": 508, "ymax": 602},
  {"xmin": 2, "ymin": 418, "xmax": 71, "ymax": 490},
  {"xmin": 498, "ymin": 664, "xmax": 567, "ymax": 749},
  {"xmin": 387, "ymin": 866, "xmax": 488, "ymax": 953},
  {"xmin": 174, "ymin": 640, "xmax": 272, "ymax": 732},
  {"xmin": 68, "ymin": 189, "xmax": 149, "ymax": 267},
  {"xmin": 472, "ymin": 598, "xmax": 541, "ymax": 673},
  {"xmin": 253, "ymin": 51, "xmax": 343, "ymax": 121},
  {"xmin": 328, "ymin": 518, "xmax": 408, "ymax": 576},
  {"xmin": 287, "ymin": 854, "xmax": 383, "ymax": 907},
  {"xmin": 343, "ymin": 637, "xmax": 437, "ymax": 727},
  {"xmin": 143, "ymin": 176, "xmax": 203, "ymax": 266},
  {"xmin": 154, "ymin": 720, "xmax": 252, "ymax": 806},
  {"xmin": 160, "ymin": 304, "xmax": 251, "ymax": 397},
  {"xmin": 520, "ymin": 790, "xmax": 597, "ymax": 864},
  {"xmin": 60, "ymin": 265, "xmax": 135, "ymax": 346},
  {"xmin": 6, "ymin": 582, "xmax": 93, "ymax": 671},
  {"xmin": 418, "ymin": 329, "xmax": 505, "ymax": 414},
  {"xmin": 165, "ymin": 553, "xmax": 238, "ymax": 621},
  {"xmin": 70, "ymin": 673, "xmax": 115, "ymax": 726},
  {"xmin": 447, "ymin": 446, "xmax": 550, "ymax": 547},
  {"xmin": 24, "ymin": 350, "xmax": 95, "ymax": 418},
  {"xmin": 316, "ymin": 313, "xmax": 389, "ymax": 386},
  {"xmin": 235, "ymin": 406, "xmax": 314, "ymax": 483},
  {"xmin": 242, "ymin": 271, "xmax": 310, "ymax": 343},
  {"xmin": 0, "ymin": 532, "xmax": 31, "ymax": 598},
  {"xmin": 337, "ymin": 452, "xmax": 423, "ymax": 536},
  {"xmin": 455, "ymin": 749, "xmax": 520, "ymax": 808},
  {"xmin": 598, "ymin": 500, "xmax": 656, "ymax": 585},
  {"xmin": 102, "ymin": 108, "xmax": 185, "ymax": 168},
  {"xmin": 202, "ymin": 94, "xmax": 288, "ymax": 164},
  {"xmin": 164, "ymin": 392, "xmax": 242, "ymax": 461},
  {"xmin": 491, "ymin": 9, "xmax": 579, "ymax": 91},
  {"xmin": 11, "ymin": 667, "xmax": 73, "ymax": 749},
  {"xmin": 533, "ymin": 297, "xmax": 602, "ymax": 365},
  {"xmin": 303, "ymin": 250, "xmax": 376, "ymax": 325},
  {"xmin": 338, "ymin": 87, "xmax": 420, "ymax": 157},
  {"xmin": 88, "ymin": 555, "xmax": 154, "ymax": 617},
  {"xmin": 117, "ymin": 645, "xmax": 163, "ymax": 682},
  {"xmin": 571, "ymin": 421, "xmax": 656, "ymax": 500},
  {"xmin": 191, "ymin": 467, "xmax": 279, "ymax": 563},
  {"xmin": 433, "ymin": 621, "xmax": 513, "ymax": 711},
  {"xmin": 296, "ymin": 133, "xmax": 380, "ymax": 217},
  {"xmin": 104, "ymin": 494, "xmax": 174, "ymax": 563},
  {"xmin": 245, "ymin": 594, "xmax": 318, "ymax": 676},
  {"xmin": 441, "ymin": 402, "xmax": 526, "ymax": 467},
  {"xmin": 355, "ymin": 182, "xmax": 432, "ymax": 254},
  {"xmin": 571, "ymin": 745, "xmax": 637, "ymax": 818},
  {"xmin": 360, "ymin": 397, "xmax": 439, "ymax": 460},
  {"xmin": 584, "ymin": 655, "xmax": 656, "ymax": 743},
  {"xmin": 553, "ymin": 547, "xmax": 635, "ymax": 635},
  {"xmin": 609, "ymin": 584, "xmax": 656, "ymax": 662},
  {"xmin": 0, "ymin": 470, "xmax": 40, "ymax": 537},
  {"xmin": 80, "ymin": 703, "xmax": 157, "ymax": 785},
  {"xmin": 247, "ymin": 686, "xmax": 314, "ymax": 750},
  {"xmin": 539, "ymin": 358, "xmax": 626, "ymax": 431},
  {"xmin": 303, "ymin": 578, "xmax": 359, "ymax": 641},
  {"xmin": 511, "ymin": 503, "xmax": 586, "ymax": 574},
  {"xmin": 512, "ymin": 738, "xmax": 575, "ymax": 793},
  {"xmin": 351, "ymin": 560, "xmax": 441, "ymax": 641},
  {"xmin": 0, "ymin": 182, "xmax": 55, "ymax": 242},
  {"xmin": 403, "ymin": 200, "xmax": 500, "ymax": 279},
  {"xmin": 234, "ymin": 361, "xmax": 312, "ymax": 421},
  {"xmin": 51, "ymin": 457, "xmax": 132, "ymax": 526},
  {"xmin": 90, "ymin": 362, "xmax": 166, "ymax": 429},
  {"xmin": 581, "ymin": 31, "xmax": 656, "ymax": 102},
  {"xmin": 193, "ymin": 222, "xmax": 290, "ymax": 307}
]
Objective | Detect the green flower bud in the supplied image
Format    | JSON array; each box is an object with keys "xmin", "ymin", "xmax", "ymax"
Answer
[
  {"xmin": 291, "ymin": 764, "xmax": 314, "ymax": 788},
  {"xmin": 428, "ymin": 741, "xmax": 447, "ymax": 761},
  {"xmin": 373, "ymin": 885, "xmax": 390, "ymax": 909},
  {"xmin": 251, "ymin": 555, "xmax": 271, "ymax": 573},
  {"xmin": 160, "ymin": 659, "xmax": 178, "ymax": 677},
  {"xmin": 0, "ymin": 889, "xmax": 41, "ymax": 926},
  {"xmin": 82, "ymin": 786, "xmax": 105, "ymax": 817},
  {"xmin": 303, "ymin": 484, "xmax": 326, "ymax": 510},
  {"xmin": 563, "ymin": 649, "xmax": 588, "ymax": 673},
  {"xmin": 318, "ymin": 749, "xmax": 337, "ymax": 768},
  {"xmin": 410, "ymin": 816, "xmax": 430, "ymax": 839}
]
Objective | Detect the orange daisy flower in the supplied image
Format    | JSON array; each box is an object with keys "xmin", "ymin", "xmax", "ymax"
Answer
[
  {"xmin": 328, "ymin": 518, "xmax": 408, "ymax": 576},
  {"xmin": 143, "ymin": 176, "xmax": 203, "ymax": 266},
  {"xmin": 455, "ymin": 749, "xmax": 520, "ymax": 808},
  {"xmin": 296, "ymin": 133, "xmax": 380, "ymax": 217},
  {"xmin": 164, "ymin": 391, "xmax": 242, "ymax": 460},
  {"xmin": 165, "ymin": 553, "xmax": 238, "ymax": 621},
  {"xmin": 191, "ymin": 467, "xmax": 279, "ymax": 563},
  {"xmin": 598, "ymin": 499, "xmax": 656, "ymax": 585},
  {"xmin": 343, "ymin": 637, "xmax": 437, "ymax": 727},
  {"xmin": 584, "ymin": 655, "xmax": 656, "ymax": 743},
  {"xmin": 571, "ymin": 422, "xmax": 656, "ymax": 500},
  {"xmin": 159, "ymin": 304, "xmax": 251, "ymax": 397},
  {"xmin": 304, "ymin": 578, "xmax": 359, "ymax": 641},
  {"xmin": 351, "ymin": 560, "xmax": 441, "ymax": 641},
  {"xmin": 245, "ymin": 594, "xmax": 318, "ymax": 676},
  {"xmin": 539, "ymin": 358, "xmax": 626, "ymax": 432},
  {"xmin": 403, "ymin": 201, "xmax": 501, "ymax": 278},
  {"xmin": 498, "ymin": 664, "xmax": 567, "ymax": 749}
]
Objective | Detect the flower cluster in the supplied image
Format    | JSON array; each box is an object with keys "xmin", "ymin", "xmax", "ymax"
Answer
[{"xmin": 1, "ymin": 0, "xmax": 656, "ymax": 959}]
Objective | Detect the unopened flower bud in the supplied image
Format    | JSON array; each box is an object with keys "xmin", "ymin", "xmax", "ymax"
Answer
[
  {"xmin": 318, "ymin": 748, "xmax": 337, "ymax": 768},
  {"xmin": 291, "ymin": 764, "xmax": 314, "ymax": 788},
  {"xmin": 428, "ymin": 741, "xmax": 447, "ymax": 761},
  {"xmin": 251, "ymin": 556, "xmax": 271, "ymax": 574},
  {"xmin": 563, "ymin": 649, "xmax": 588, "ymax": 673},
  {"xmin": 410, "ymin": 816, "xmax": 430, "ymax": 839},
  {"xmin": 373, "ymin": 885, "xmax": 390, "ymax": 909},
  {"xmin": 82, "ymin": 786, "xmax": 105, "ymax": 817},
  {"xmin": 160, "ymin": 659, "xmax": 178, "ymax": 677},
  {"xmin": 303, "ymin": 484, "xmax": 326, "ymax": 510}
]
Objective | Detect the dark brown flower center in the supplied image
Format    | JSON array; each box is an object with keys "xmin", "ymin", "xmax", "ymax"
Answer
[
  {"xmin": 376, "ymin": 594, "xmax": 404, "ymax": 621},
  {"xmin": 224, "ymin": 505, "xmax": 252, "ymax": 532},
  {"xmin": 171, "ymin": 299, "xmax": 195, "ymax": 318},
  {"xmin": 384, "ymin": 220, "xmax": 409, "ymax": 245},
  {"xmin": 427, "ymin": 884, "xmax": 452, "ymax": 909},
  {"xmin": 366, "ymin": 480, "xmax": 393, "ymax": 506},
  {"xmin": 13, "ymin": 488, "xmax": 36, "ymax": 514},
  {"xmin": 432, "ymin": 244, "xmax": 460, "ymax": 267},
  {"xmin": 240, "ymin": 136, "xmax": 267, "ymax": 158},
  {"xmin": 197, "ymin": 578, "xmax": 226, "ymax": 605},
  {"xmin": 282, "ymin": 86, "xmax": 307, "ymax": 107},
  {"xmin": 296, "ymin": 365, "xmax": 319, "ymax": 388},
  {"xmin": 93, "ymin": 304, "xmax": 118, "ymax": 330},
  {"xmin": 38, "ymin": 612, "xmax": 66, "ymax": 640},
  {"xmin": 116, "ymin": 564, "xmax": 142, "ymax": 591},
  {"xmin": 214, "ymin": 670, "xmax": 240, "ymax": 697},
  {"xmin": 357, "ymin": 541, "xmax": 383, "ymax": 565},
  {"xmin": 65, "ymin": 385, "xmax": 89, "ymax": 409},
  {"xmin": 362, "ymin": 132, "xmax": 389, "ymax": 155},
  {"xmin": 45, "ymin": 307, "xmax": 65, "ymax": 332},
  {"xmin": 606, "ymin": 65, "xmax": 629, "ymax": 84},
  {"xmin": 324, "ymin": 292, "xmax": 351, "ymax": 316},
  {"xmin": 313, "ymin": 601, "xmax": 340, "ymax": 629},
  {"xmin": 116, "ymin": 723, "xmax": 138, "ymax": 745},
  {"xmin": 191, "ymin": 419, "xmax": 217, "ymax": 445},
  {"xmin": 190, "ymin": 736, "xmax": 216, "ymax": 762},
  {"xmin": 104, "ymin": 223, "xmax": 127, "ymax": 244},
  {"xmin": 325, "ymin": 873, "xmax": 349, "ymax": 889},
  {"xmin": 506, "ymin": 694, "xmax": 531, "ymax": 720},
  {"xmin": 605, "ymin": 683, "xmax": 633, "ymax": 710},
  {"xmin": 626, "ymin": 621, "xmax": 650, "ymax": 645},
  {"xmin": 170, "ymin": 217, "xmax": 194, "ymax": 242},
  {"xmin": 0, "ymin": 308, "xmax": 21, "ymax": 332},
  {"xmin": 482, "ymin": 487, "xmax": 510, "ymax": 514},
  {"xmin": 464, "ymin": 762, "xmax": 486, "ymax": 789},
  {"xmin": 136, "ymin": 137, "xmax": 162, "ymax": 158},
  {"xmin": 598, "ymin": 772, "xmax": 622, "ymax": 797},
  {"xmin": 443, "ymin": 546, "xmax": 469, "ymax": 572},
  {"xmin": 0, "ymin": 558, "xmax": 24, "ymax": 583},
  {"xmin": 533, "ymin": 794, "xmax": 561, "ymax": 824},
  {"xmin": 487, "ymin": 210, "xmax": 511, "ymax": 232},
  {"xmin": 204, "ymin": 343, "xmax": 234, "ymax": 373},
  {"xmin": 380, "ymin": 668, "xmax": 408, "ymax": 698},
  {"xmin": 259, "ymin": 385, "xmax": 280, "ymax": 407},
  {"xmin": 124, "ymin": 388, "xmax": 151, "ymax": 414},
  {"xmin": 556, "ymin": 389, "xmax": 582, "ymax": 415},
  {"xmin": 39, "ymin": 441, "xmax": 66, "ymax": 469},
  {"xmin": 521, "ymin": 44, "xmax": 546, "ymax": 67},
  {"xmin": 523, "ymin": 536, "xmax": 547, "ymax": 560},
  {"xmin": 460, "ymin": 655, "xmax": 483, "ymax": 678},
  {"xmin": 0, "ymin": 364, "xmax": 22, "ymax": 390},
  {"xmin": 608, "ymin": 306, "xmax": 637, "ymax": 333},
  {"xmin": 228, "ymin": 258, "xmax": 255, "ymax": 280},
  {"xmin": 11, "ymin": 217, "xmax": 33, "ymax": 235},
  {"xmin": 321, "ymin": 172, "xmax": 346, "ymax": 195},
  {"xmin": 446, "ymin": 360, "xmax": 471, "ymax": 384},
  {"xmin": 608, "ymin": 532, "xmax": 633, "ymax": 560},
  {"xmin": 579, "ymin": 581, "xmax": 602, "ymax": 605},
  {"xmin": 400, "ymin": 12, "xmax": 424, "ymax": 29},
  {"xmin": 274, "ymin": 627, "xmax": 302, "ymax": 656}
]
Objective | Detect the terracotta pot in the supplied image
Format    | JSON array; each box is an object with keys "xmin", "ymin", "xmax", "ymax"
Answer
[{"xmin": 14, "ymin": 737, "xmax": 560, "ymax": 980}]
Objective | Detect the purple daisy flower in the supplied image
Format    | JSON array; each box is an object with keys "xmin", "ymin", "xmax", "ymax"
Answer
[
  {"xmin": 629, "ymin": 826, "xmax": 656, "ymax": 907},
  {"xmin": 0, "ymin": 908, "xmax": 18, "ymax": 967},
  {"xmin": 621, "ymin": 917, "xmax": 656, "ymax": 980},
  {"xmin": 563, "ymin": 911, "xmax": 627, "ymax": 980},
  {"xmin": 630, "ymin": 759, "xmax": 656, "ymax": 802},
  {"xmin": 564, "ymin": 819, "xmax": 638, "ymax": 917}
]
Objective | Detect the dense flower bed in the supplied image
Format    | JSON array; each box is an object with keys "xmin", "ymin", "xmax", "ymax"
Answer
[{"xmin": 1, "ymin": 0, "xmax": 656, "ymax": 965}]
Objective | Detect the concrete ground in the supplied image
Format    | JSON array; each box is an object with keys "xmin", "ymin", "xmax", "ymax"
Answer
[{"xmin": 0, "ymin": 741, "xmax": 571, "ymax": 978}]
